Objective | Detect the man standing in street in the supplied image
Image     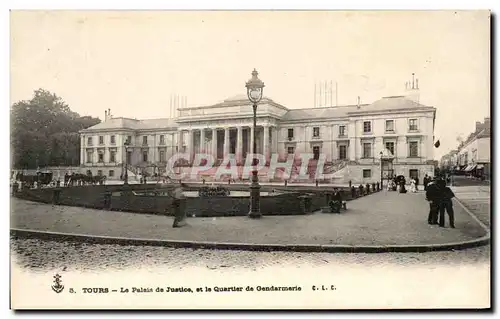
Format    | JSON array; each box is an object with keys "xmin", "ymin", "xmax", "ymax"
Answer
[
  {"xmin": 425, "ymin": 177, "xmax": 441, "ymax": 225},
  {"xmin": 438, "ymin": 179, "xmax": 456, "ymax": 228}
]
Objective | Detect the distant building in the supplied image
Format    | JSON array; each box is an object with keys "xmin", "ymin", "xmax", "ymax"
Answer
[
  {"xmin": 80, "ymin": 76, "xmax": 437, "ymax": 184},
  {"xmin": 456, "ymin": 117, "xmax": 491, "ymax": 178}
]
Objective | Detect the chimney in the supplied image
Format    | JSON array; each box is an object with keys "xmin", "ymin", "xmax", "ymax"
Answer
[
  {"xmin": 412, "ymin": 73, "xmax": 415, "ymax": 89},
  {"xmin": 357, "ymin": 96, "xmax": 361, "ymax": 109},
  {"xmin": 484, "ymin": 117, "xmax": 491, "ymax": 128},
  {"xmin": 105, "ymin": 110, "xmax": 108, "ymax": 121},
  {"xmin": 475, "ymin": 121, "xmax": 482, "ymax": 132},
  {"xmin": 415, "ymin": 78, "xmax": 419, "ymax": 89}
]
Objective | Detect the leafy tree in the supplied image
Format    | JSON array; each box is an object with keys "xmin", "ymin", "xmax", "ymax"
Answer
[{"xmin": 10, "ymin": 89, "xmax": 101, "ymax": 169}]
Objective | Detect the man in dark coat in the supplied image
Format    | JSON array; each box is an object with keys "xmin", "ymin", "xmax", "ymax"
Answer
[
  {"xmin": 423, "ymin": 174, "xmax": 429, "ymax": 191},
  {"xmin": 425, "ymin": 178, "xmax": 442, "ymax": 225},
  {"xmin": 438, "ymin": 180, "xmax": 456, "ymax": 228}
]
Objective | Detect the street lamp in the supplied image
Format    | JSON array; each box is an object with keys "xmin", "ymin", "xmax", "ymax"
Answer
[
  {"xmin": 379, "ymin": 151, "xmax": 384, "ymax": 188},
  {"xmin": 246, "ymin": 69, "xmax": 265, "ymax": 219},
  {"xmin": 124, "ymin": 140, "xmax": 130, "ymax": 185}
]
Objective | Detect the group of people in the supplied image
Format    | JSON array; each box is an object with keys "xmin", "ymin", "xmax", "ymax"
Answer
[{"xmin": 425, "ymin": 176, "xmax": 456, "ymax": 228}]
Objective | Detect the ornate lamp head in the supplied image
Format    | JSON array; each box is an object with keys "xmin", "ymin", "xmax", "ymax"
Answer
[{"xmin": 245, "ymin": 69, "xmax": 265, "ymax": 104}]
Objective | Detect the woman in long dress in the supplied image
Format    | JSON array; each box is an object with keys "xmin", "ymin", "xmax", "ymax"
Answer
[{"xmin": 410, "ymin": 178, "xmax": 416, "ymax": 193}]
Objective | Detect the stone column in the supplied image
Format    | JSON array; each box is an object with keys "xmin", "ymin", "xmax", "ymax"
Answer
[
  {"xmin": 211, "ymin": 128, "xmax": 217, "ymax": 159},
  {"xmin": 224, "ymin": 127, "xmax": 230, "ymax": 158},
  {"xmin": 80, "ymin": 136, "xmax": 85, "ymax": 165},
  {"xmin": 271, "ymin": 126, "xmax": 277, "ymax": 154},
  {"xmin": 236, "ymin": 126, "xmax": 243, "ymax": 164},
  {"xmin": 263, "ymin": 125, "xmax": 270, "ymax": 162},
  {"xmin": 177, "ymin": 130, "xmax": 183, "ymax": 153},
  {"xmin": 187, "ymin": 130, "xmax": 193, "ymax": 162},
  {"xmin": 349, "ymin": 138, "xmax": 356, "ymax": 160},
  {"xmin": 200, "ymin": 129, "xmax": 206, "ymax": 153}
]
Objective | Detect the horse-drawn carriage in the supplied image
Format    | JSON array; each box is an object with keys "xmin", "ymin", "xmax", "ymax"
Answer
[{"xmin": 16, "ymin": 171, "xmax": 53, "ymax": 188}]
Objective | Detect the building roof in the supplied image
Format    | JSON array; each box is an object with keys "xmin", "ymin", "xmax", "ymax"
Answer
[
  {"xmin": 349, "ymin": 96, "xmax": 435, "ymax": 114},
  {"xmin": 281, "ymin": 105, "xmax": 358, "ymax": 121},
  {"xmin": 81, "ymin": 117, "xmax": 178, "ymax": 132},
  {"xmin": 282, "ymin": 96, "xmax": 434, "ymax": 121}
]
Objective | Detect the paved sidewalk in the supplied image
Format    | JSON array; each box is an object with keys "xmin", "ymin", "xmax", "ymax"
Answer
[
  {"xmin": 10, "ymin": 190, "xmax": 486, "ymax": 247},
  {"xmin": 451, "ymin": 185, "xmax": 491, "ymax": 228}
]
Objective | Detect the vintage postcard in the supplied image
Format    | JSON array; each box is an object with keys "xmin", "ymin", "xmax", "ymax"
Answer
[{"xmin": 9, "ymin": 10, "xmax": 491, "ymax": 310}]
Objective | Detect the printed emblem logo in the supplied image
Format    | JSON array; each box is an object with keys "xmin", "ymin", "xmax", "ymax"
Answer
[{"xmin": 51, "ymin": 273, "xmax": 64, "ymax": 293}]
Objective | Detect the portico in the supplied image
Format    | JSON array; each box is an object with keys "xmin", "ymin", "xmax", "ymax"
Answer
[{"xmin": 177, "ymin": 122, "xmax": 278, "ymax": 164}]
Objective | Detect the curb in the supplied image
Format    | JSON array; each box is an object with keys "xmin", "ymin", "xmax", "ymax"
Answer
[{"xmin": 10, "ymin": 228, "xmax": 490, "ymax": 254}]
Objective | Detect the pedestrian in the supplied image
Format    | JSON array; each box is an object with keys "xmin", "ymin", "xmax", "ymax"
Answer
[
  {"xmin": 410, "ymin": 178, "xmax": 416, "ymax": 193},
  {"xmin": 425, "ymin": 178, "xmax": 442, "ymax": 225},
  {"xmin": 423, "ymin": 174, "xmax": 429, "ymax": 191},
  {"xmin": 415, "ymin": 176, "xmax": 419, "ymax": 191},
  {"xmin": 438, "ymin": 179, "xmax": 456, "ymax": 228}
]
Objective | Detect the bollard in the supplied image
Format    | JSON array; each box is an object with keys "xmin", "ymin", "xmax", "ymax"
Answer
[
  {"xmin": 52, "ymin": 188, "xmax": 62, "ymax": 205},
  {"xmin": 104, "ymin": 192, "xmax": 112, "ymax": 210},
  {"xmin": 299, "ymin": 195, "xmax": 313, "ymax": 214},
  {"xmin": 315, "ymin": 179, "xmax": 319, "ymax": 187},
  {"xmin": 284, "ymin": 180, "xmax": 288, "ymax": 187},
  {"xmin": 172, "ymin": 187, "xmax": 187, "ymax": 228}
]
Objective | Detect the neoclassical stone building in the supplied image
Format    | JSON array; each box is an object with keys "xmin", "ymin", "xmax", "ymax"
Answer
[{"xmin": 80, "ymin": 82, "xmax": 436, "ymax": 184}]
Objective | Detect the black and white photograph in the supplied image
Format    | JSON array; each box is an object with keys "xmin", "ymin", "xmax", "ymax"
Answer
[{"xmin": 8, "ymin": 9, "xmax": 491, "ymax": 309}]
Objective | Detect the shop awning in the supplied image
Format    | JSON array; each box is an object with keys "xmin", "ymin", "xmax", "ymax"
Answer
[
  {"xmin": 463, "ymin": 165, "xmax": 471, "ymax": 171},
  {"xmin": 465, "ymin": 164, "xmax": 477, "ymax": 172},
  {"xmin": 476, "ymin": 164, "xmax": 485, "ymax": 169}
]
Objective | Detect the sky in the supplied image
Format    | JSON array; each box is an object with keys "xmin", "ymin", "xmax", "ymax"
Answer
[{"xmin": 10, "ymin": 10, "xmax": 490, "ymax": 159}]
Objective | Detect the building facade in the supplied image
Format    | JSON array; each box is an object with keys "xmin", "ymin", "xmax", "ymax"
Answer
[
  {"xmin": 80, "ymin": 83, "xmax": 436, "ymax": 184},
  {"xmin": 456, "ymin": 117, "xmax": 490, "ymax": 178}
]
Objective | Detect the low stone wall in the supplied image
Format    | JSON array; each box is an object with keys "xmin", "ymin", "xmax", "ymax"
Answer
[
  {"xmin": 14, "ymin": 184, "xmax": 175, "ymax": 209},
  {"xmin": 13, "ymin": 182, "xmax": 383, "ymax": 217}
]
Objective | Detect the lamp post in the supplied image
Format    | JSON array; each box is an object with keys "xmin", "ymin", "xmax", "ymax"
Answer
[
  {"xmin": 246, "ymin": 69, "xmax": 265, "ymax": 219},
  {"xmin": 379, "ymin": 151, "xmax": 384, "ymax": 188},
  {"xmin": 124, "ymin": 140, "xmax": 130, "ymax": 185}
]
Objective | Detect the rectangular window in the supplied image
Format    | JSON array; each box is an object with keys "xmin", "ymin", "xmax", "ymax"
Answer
[
  {"xmin": 87, "ymin": 137, "xmax": 93, "ymax": 146},
  {"xmin": 287, "ymin": 128, "xmax": 294, "ymax": 139},
  {"xmin": 160, "ymin": 151, "xmax": 165, "ymax": 162},
  {"xmin": 127, "ymin": 136, "xmax": 132, "ymax": 144},
  {"xmin": 339, "ymin": 145, "xmax": 347, "ymax": 160},
  {"xmin": 385, "ymin": 120, "xmax": 394, "ymax": 132},
  {"xmin": 110, "ymin": 135, "xmax": 116, "ymax": 144},
  {"xmin": 160, "ymin": 135, "xmax": 165, "ymax": 145},
  {"xmin": 363, "ymin": 169, "xmax": 372, "ymax": 178},
  {"xmin": 142, "ymin": 150, "xmax": 148, "ymax": 162},
  {"xmin": 99, "ymin": 136, "xmax": 104, "ymax": 145},
  {"xmin": 110, "ymin": 151, "xmax": 116, "ymax": 163},
  {"xmin": 126, "ymin": 151, "xmax": 132, "ymax": 165},
  {"xmin": 287, "ymin": 147, "xmax": 295, "ymax": 154},
  {"xmin": 363, "ymin": 143, "xmax": 372, "ymax": 158},
  {"xmin": 363, "ymin": 121, "xmax": 372, "ymax": 133},
  {"xmin": 409, "ymin": 119, "xmax": 418, "ymax": 131},
  {"xmin": 339, "ymin": 125, "xmax": 346, "ymax": 137},
  {"xmin": 86, "ymin": 151, "xmax": 93, "ymax": 163},
  {"xmin": 98, "ymin": 153, "xmax": 104, "ymax": 163},
  {"xmin": 142, "ymin": 136, "xmax": 148, "ymax": 145},
  {"xmin": 409, "ymin": 141, "xmax": 419, "ymax": 157},
  {"xmin": 313, "ymin": 146, "xmax": 320, "ymax": 160},
  {"xmin": 97, "ymin": 170, "xmax": 103, "ymax": 176},
  {"xmin": 385, "ymin": 142, "xmax": 395, "ymax": 156},
  {"xmin": 313, "ymin": 127, "xmax": 320, "ymax": 137},
  {"xmin": 109, "ymin": 170, "xmax": 115, "ymax": 177}
]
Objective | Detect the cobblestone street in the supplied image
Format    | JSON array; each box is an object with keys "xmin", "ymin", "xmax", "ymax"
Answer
[{"xmin": 10, "ymin": 237, "xmax": 490, "ymax": 273}]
